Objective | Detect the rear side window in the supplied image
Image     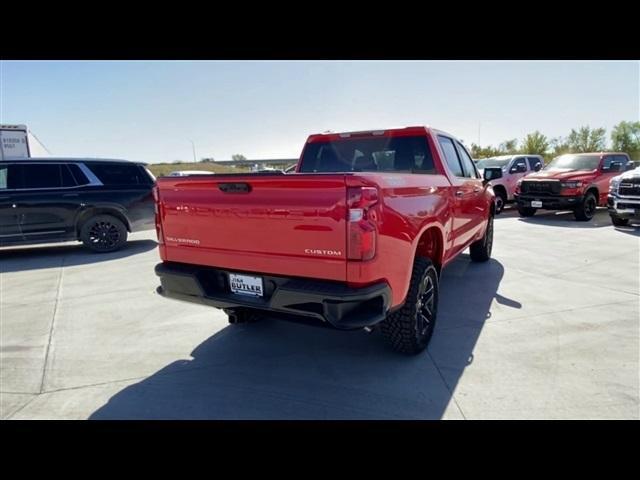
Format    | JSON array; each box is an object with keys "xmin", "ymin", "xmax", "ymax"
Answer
[
  {"xmin": 455, "ymin": 141, "xmax": 478, "ymax": 178},
  {"xmin": 603, "ymin": 155, "xmax": 628, "ymax": 171},
  {"xmin": 8, "ymin": 163, "xmax": 75, "ymax": 189},
  {"xmin": 527, "ymin": 156, "xmax": 542, "ymax": 171},
  {"xmin": 86, "ymin": 163, "xmax": 145, "ymax": 186},
  {"xmin": 299, "ymin": 136, "xmax": 435, "ymax": 174},
  {"xmin": 437, "ymin": 136, "xmax": 464, "ymax": 177}
]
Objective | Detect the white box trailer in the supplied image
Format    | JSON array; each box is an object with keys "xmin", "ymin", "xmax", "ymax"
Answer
[{"xmin": 1, "ymin": 124, "xmax": 30, "ymax": 159}]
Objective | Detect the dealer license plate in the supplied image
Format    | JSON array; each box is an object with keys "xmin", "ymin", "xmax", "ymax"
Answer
[{"xmin": 229, "ymin": 273, "xmax": 264, "ymax": 297}]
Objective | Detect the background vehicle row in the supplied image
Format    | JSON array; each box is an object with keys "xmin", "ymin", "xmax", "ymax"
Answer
[{"xmin": 0, "ymin": 158, "xmax": 155, "ymax": 252}]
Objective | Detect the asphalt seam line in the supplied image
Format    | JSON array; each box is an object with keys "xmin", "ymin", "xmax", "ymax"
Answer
[
  {"xmin": 38, "ymin": 255, "xmax": 65, "ymax": 394},
  {"xmin": 428, "ymin": 350, "xmax": 467, "ymax": 420}
]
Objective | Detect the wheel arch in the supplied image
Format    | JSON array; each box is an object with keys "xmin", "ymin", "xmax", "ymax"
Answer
[
  {"xmin": 75, "ymin": 207, "xmax": 131, "ymax": 238},
  {"xmin": 414, "ymin": 225, "xmax": 445, "ymax": 277}
]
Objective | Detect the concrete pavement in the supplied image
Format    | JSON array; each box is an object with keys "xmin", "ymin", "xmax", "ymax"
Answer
[{"xmin": 1, "ymin": 207, "xmax": 638, "ymax": 419}]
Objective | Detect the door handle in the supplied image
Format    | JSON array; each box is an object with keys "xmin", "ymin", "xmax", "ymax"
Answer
[
  {"xmin": 62, "ymin": 193, "xmax": 79, "ymax": 197},
  {"xmin": 455, "ymin": 191, "xmax": 464, "ymax": 197},
  {"xmin": 473, "ymin": 187, "xmax": 481, "ymax": 193},
  {"xmin": 12, "ymin": 204, "xmax": 17, "ymax": 208}
]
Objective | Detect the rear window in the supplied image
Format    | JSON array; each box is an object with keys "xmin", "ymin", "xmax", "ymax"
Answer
[
  {"xmin": 86, "ymin": 163, "xmax": 146, "ymax": 186},
  {"xmin": 298, "ymin": 136, "xmax": 435, "ymax": 174}
]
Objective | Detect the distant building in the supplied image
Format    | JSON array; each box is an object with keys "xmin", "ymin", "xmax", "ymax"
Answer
[{"xmin": 1, "ymin": 124, "xmax": 51, "ymax": 159}]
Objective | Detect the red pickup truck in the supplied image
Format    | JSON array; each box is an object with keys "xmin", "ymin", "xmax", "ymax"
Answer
[
  {"xmin": 153, "ymin": 127, "xmax": 499, "ymax": 354},
  {"xmin": 514, "ymin": 152, "xmax": 632, "ymax": 221}
]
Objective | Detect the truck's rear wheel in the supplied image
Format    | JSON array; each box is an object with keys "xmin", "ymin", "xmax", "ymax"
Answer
[
  {"xmin": 469, "ymin": 214, "xmax": 493, "ymax": 262},
  {"xmin": 517, "ymin": 206, "xmax": 537, "ymax": 217},
  {"xmin": 610, "ymin": 215, "xmax": 629, "ymax": 227},
  {"xmin": 380, "ymin": 257, "xmax": 438, "ymax": 355},
  {"xmin": 80, "ymin": 214, "xmax": 128, "ymax": 253},
  {"xmin": 574, "ymin": 192, "xmax": 597, "ymax": 221}
]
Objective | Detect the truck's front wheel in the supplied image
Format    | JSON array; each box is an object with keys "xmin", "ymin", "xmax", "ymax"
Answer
[
  {"xmin": 610, "ymin": 215, "xmax": 629, "ymax": 227},
  {"xmin": 380, "ymin": 257, "xmax": 439, "ymax": 355}
]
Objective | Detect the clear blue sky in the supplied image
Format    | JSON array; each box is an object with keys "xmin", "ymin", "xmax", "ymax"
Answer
[{"xmin": 1, "ymin": 61, "xmax": 638, "ymax": 163}]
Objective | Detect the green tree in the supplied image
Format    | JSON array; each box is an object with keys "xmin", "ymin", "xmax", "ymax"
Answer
[
  {"xmin": 520, "ymin": 131, "xmax": 549, "ymax": 156},
  {"xmin": 499, "ymin": 139, "xmax": 519, "ymax": 154},
  {"xmin": 470, "ymin": 143, "xmax": 501, "ymax": 159},
  {"xmin": 566, "ymin": 126, "xmax": 607, "ymax": 152},
  {"xmin": 549, "ymin": 136, "xmax": 570, "ymax": 157},
  {"xmin": 611, "ymin": 121, "xmax": 640, "ymax": 158},
  {"xmin": 231, "ymin": 154, "xmax": 247, "ymax": 161}
]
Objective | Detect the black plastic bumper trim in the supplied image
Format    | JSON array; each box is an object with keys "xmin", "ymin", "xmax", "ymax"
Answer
[
  {"xmin": 155, "ymin": 262, "xmax": 392, "ymax": 329},
  {"xmin": 515, "ymin": 194, "xmax": 583, "ymax": 210}
]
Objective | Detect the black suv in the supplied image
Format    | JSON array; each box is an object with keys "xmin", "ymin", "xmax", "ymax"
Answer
[{"xmin": 0, "ymin": 158, "xmax": 155, "ymax": 252}]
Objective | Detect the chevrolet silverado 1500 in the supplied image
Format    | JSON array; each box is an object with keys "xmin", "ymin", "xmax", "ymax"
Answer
[{"xmin": 153, "ymin": 126, "xmax": 499, "ymax": 354}]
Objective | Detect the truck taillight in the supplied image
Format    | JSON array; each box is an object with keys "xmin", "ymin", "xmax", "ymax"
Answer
[
  {"xmin": 152, "ymin": 185, "xmax": 164, "ymax": 244},
  {"xmin": 347, "ymin": 186, "xmax": 378, "ymax": 261}
]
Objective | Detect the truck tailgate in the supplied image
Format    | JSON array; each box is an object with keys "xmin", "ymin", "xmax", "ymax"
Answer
[{"xmin": 157, "ymin": 174, "xmax": 348, "ymax": 281}]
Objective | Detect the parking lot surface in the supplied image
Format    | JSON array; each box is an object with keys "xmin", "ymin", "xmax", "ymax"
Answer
[{"xmin": 1, "ymin": 207, "xmax": 638, "ymax": 419}]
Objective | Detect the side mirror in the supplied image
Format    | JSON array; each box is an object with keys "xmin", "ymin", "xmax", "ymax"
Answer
[
  {"xmin": 534, "ymin": 163, "xmax": 542, "ymax": 172},
  {"xmin": 483, "ymin": 167, "xmax": 503, "ymax": 183},
  {"xmin": 625, "ymin": 162, "xmax": 636, "ymax": 171},
  {"xmin": 510, "ymin": 163, "xmax": 527, "ymax": 174}
]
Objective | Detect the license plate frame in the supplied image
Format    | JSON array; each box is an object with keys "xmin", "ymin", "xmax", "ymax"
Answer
[
  {"xmin": 229, "ymin": 273, "xmax": 264, "ymax": 297},
  {"xmin": 531, "ymin": 200, "xmax": 543, "ymax": 208}
]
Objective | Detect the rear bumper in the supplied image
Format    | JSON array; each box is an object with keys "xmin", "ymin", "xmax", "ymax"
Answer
[
  {"xmin": 515, "ymin": 193, "xmax": 583, "ymax": 210},
  {"xmin": 608, "ymin": 195, "xmax": 640, "ymax": 219},
  {"xmin": 154, "ymin": 262, "xmax": 392, "ymax": 329}
]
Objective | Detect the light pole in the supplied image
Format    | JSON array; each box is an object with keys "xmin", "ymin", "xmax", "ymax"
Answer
[{"xmin": 190, "ymin": 140, "xmax": 197, "ymax": 163}]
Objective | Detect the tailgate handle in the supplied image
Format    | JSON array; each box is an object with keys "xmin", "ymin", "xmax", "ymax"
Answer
[{"xmin": 218, "ymin": 183, "xmax": 251, "ymax": 194}]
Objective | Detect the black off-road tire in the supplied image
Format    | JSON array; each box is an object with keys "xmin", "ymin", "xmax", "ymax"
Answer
[
  {"xmin": 225, "ymin": 308, "xmax": 261, "ymax": 324},
  {"xmin": 494, "ymin": 190, "xmax": 507, "ymax": 214},
  {"xmin": 469, "ymin": 214, "xmax": 494, "ymax": 262},
  {"xmin": 517, "ymin": 206, "xmax": 537, "ymax": 217},
  {"xmin": 574, "ymin": 192, "xmax": 597, "ymax": 221},
  {"xmin": 380, "ymin": 257, "xmax": 439, "ymax": 355},
  {"xmin": 610, "ymin": 215, "xmax": 629, "ymax": 227},
  {"xmin": 80, "ymin": 214, "xmax": 128, "ymax": 253}
]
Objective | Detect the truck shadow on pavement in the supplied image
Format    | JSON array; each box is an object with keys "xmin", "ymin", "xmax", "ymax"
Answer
[
  {"xmin": 90, "ymin": 255, "xmax": 513, "ymax": 420},
  {"xmin": 0, "ymin": 239, "xmax": 158, "ymax": 273},
  {"xmin": 516, "ymin": 209, "xmax": 614, "ymax": 228}
]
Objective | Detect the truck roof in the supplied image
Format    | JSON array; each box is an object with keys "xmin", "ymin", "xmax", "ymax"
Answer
[{"xmin": 307, "ymin": 126, "xmax": 454, "ymax": 143}]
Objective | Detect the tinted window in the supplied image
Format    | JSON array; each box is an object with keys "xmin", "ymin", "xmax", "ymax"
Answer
[
  {"xmin": 11, "ymin": 164, "xmax": 69, "ymax": 189},
  {"xmin": 512, "ymin": 157, "xmax": 527, "ymax": 171},
  {"xmin": 87, "ymin": 163, "xmax": 144, "ymax": 185},
  {"xmin": 60, "ymin": 164, "xmax": 76, "ymax": 187},
  {"xmin": 299, "ymin": 136, "xmax": 435, "ymax": 174},
  {"xmin": 455, "ymin": 142, "xmax": 478, "ymax": 178},
  {"xmin": 438, "ymin": 136, "xmax": 464, "ymax": 177},
  {"xmin": 67, "ymin": 164, "xmax": 90, "ymax": 185},
  {"xmin": 602, "ymin": 155, "xmax": 628, "ymax": 171},
  {"xmin": 527, "ymin": 157, "xmax": 542, "ymax": 171},
  {"xmin": 0, "ymin": 165, "xmax": 21, "ymax": 189}
]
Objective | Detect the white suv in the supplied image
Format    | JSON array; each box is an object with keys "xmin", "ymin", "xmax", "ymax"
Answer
[{"xmin": 476, "ymin": 154, "xmax": 544, "ymax": 213}]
